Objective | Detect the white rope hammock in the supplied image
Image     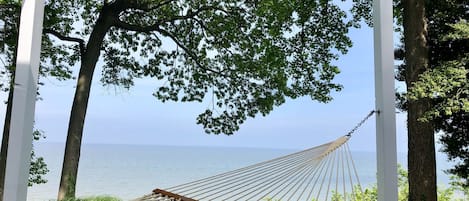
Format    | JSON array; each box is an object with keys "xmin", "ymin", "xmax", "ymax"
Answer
[{"xmin": 135, "ymin": 111, "xmax": 375, "ymax": 201}]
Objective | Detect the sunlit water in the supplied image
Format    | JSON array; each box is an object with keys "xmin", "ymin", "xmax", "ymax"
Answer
[{"xmin": 27, "ymin": 143, "xmax": 454, "ymax": 201}]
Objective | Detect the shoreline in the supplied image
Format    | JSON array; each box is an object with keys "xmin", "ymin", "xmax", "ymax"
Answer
[{"xmin": 27, "ymin": 143, "xmax": 457, "ymax": 201}]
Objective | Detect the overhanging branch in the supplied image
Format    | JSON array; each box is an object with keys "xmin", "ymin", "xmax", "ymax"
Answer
[
  {"xmin": 162, "ymin": 5, "xmax": 228, "ymax": 24},
  {"xmin": 111, "ymin": 2, "xmax": 231, "ymax": 77},
  {"xmin": 114, "ymin": 4, "xmax": 227, "ymax": 32},
  {"xmin": 155, "ymin": 27, "xmax": 224, "ymax": 76},
  {"xmin": 114, "ymin": 20, "xmax": 225, "ymax": 76},
  {"xmin": 135, "ymin": 0, "xmax": 175, "ymax": 12},
  {"xmin": 112, "ymin": 0, "xmax": 175, "ymax": 13},
  {"xmin": 44, "ymin": 29, "xmax": 85, "ymax": 55},
  {"xmin": 114, "ymin": 19, "xmax": 160, "ymax": 33}
]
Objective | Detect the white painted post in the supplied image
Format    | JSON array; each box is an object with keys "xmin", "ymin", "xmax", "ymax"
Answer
[
  {"xmin": 3, "ymin": 0, "xmax": 44, "ymax": 201},
  {"xmin": 373, "ymin": 0, "xmax": 398, "ymax": 201}
]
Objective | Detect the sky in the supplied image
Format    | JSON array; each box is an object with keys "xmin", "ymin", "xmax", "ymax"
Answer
[{"xmin": 0, "ymin": 20, "xmax": 409, "ymax": 153}]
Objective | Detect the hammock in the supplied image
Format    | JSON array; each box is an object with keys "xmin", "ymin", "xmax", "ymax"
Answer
[{"xmin": 134, "ymin": 111, "xmax": 375, "ymax": 201}]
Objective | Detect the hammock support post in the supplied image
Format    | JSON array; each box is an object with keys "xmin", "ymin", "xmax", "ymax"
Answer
[
  {"xmin": 372, "ymin": 0, "xmax": 398, "ymax": 201},
  {"xmin": 3, "ymin": 0, "xmax": 44, "ymax": 200}
]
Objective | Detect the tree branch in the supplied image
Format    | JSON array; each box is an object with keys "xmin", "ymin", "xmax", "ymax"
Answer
[
  {"xmin": 138, "ymin": 0, "xmax": 175, "ymax": 12},
  {"xmin": 164, "ymin": 5, "xmax": 228, "ymax": 23},
  {"xmin": 43, "ymin": 29, "xmax": 85, "ymax": 55},
  {"xmin": 114, "ymin": 20, "xmax": 225, "ymax": 76},
  {"xmin": 112, "ymin": 0, "xmax": 175, "ymax": 13},
  {"xmin": 155, "ymin": 27, "xmax": 225, "ymax": 76},
  {"xmin": 110, "ymin": 2, "xmax": 231, "ymax": 76},
  {"xmin": 114, "ymin": 19, "xmax": 160, "ymax": 33},
  {"xmin": 114, "ymin": 5, "xmax": 227, "ymax": 32}
]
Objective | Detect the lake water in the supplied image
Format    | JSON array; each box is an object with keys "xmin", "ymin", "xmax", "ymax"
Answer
[{"xmin": 27, "ymin": 143, "xmax": 455, "ymax": 201}]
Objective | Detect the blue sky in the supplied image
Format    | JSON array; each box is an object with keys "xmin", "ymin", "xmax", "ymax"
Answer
[{"xmin": 0, "ymin": 23, "xmax": 409, "ymax": 152}]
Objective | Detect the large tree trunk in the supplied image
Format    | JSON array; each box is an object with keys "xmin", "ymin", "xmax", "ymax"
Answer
[
  {"xmin": 56, "ymin": 63, "xmax": 95, "ymax": 201},
  {"xmin": 57, "ymin": 8, "xmax": 113, "ymax": 200},
  {"xmin": 403, "ymin": 0, "xmax": 437, "ymax": 200},
  {"xmin": 0, "ymin": 86, "xmax": 14, "ymax": 201}
]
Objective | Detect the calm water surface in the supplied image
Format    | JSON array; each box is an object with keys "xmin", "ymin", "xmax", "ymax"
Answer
[{"xmin": 27, "ymin": 143, "xmax": 453, "ymax": 201}]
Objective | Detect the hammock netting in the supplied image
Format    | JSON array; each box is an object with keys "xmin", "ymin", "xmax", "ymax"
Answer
[{"xmin": 134, "ymin": 111, "xmax": 375, "ymax": 201}]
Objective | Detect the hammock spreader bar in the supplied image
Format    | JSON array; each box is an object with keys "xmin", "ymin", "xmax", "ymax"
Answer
[{"xmin": 152, "ymin": 189, "xmax": 197, "ymax": 201}]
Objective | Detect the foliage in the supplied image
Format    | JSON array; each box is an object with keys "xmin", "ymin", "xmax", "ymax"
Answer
[
  {"xmin": 59, "ymin": 195, "xmax": 122, "ymax": 201},
  {"xmin": 349, "ymin": 0, "xmax": 373, "ymax": 27},
  {"xmin": 410, "ymin": 17, "xmax": 469, "ymax": 187},
  {"xmin": 396, "ymin": 164, "xmax": 409, "ymax": 200},
  {"xmin": 407, "ymin": 57, "xmax": 468, "ymax": 120},
  {"xmin": 0, "ymin": 0, "xmax": 73, "ymax": 91},
  {"xmin": 29, "ymin": 129, "xmax": 49, "ymax": 186},
  {"xmin": 41, "ymin": 0, "xmax": 374, "ymax": 199},
  {"xmin": 263, "ymin": 198, "xmax": 280, "ymax": 201},
  {"xmin": 328, "ymin": 165, "xmax": 468, "ymax": 201},
  {"xmin": 1, "ymin": 0, "xmax": 62, "ymax": 192},
  {"xmin": 33, "ymin": 0, "xmax": 374, "ymax": 135},
  {"xmin": 407, "ymin": 20, "xmax": 469, "ymax": 121},
  {"xmin": 394, "ymin": 0, "xmax": 469, "ymax": 187},
  {"xmin": 0, "ymin": 0, "xmax": 381, "ymax": 199},
  {"xmin": 449, "ymin": 175, "xmax": 469, "ymax": 200},
  {"xmin": 443, "ymin": 20, "xmax": 469, "ymax": 41}
]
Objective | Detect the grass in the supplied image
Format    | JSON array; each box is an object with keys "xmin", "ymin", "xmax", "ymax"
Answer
[{"xmin": 59, "ymin": 195, "xmax": 122, "ymax": 201}]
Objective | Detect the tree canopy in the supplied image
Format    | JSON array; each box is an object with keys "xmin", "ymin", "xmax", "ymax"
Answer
[
  {"xmin": 4, "ymin": 0, "xmax": 374, "ymax": 199},
  {"xmin": 37, "ymin": 0, "xmax": 370, "ymax": 199},
  {"xmin": 39, "ymin": 0, "xmax": 368, "ymax": 135}
]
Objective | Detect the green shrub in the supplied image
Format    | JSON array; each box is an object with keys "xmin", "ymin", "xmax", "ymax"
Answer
[
  {"xmin": 59, "ymin": 195, "xmax": 121, "ymax": 201},
  {"xmin": 330, "ymin": 165, "xmax": 468, "ymax": 201}
]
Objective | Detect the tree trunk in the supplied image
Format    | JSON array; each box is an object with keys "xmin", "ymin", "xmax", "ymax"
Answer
[
  {"xmin": 56, "ymin": 65, "xmax": 94, "ymax": 201},
  {"xmin": 0, "ymin": 86, "xmax": 14, "ymax": 201},
  {"xmin": 57, "ymin": 8, "xmax": 113, "ymax": 200},
  {"xmin": 403, "ymin": 0, "xmax": 437, "ymax": 200},
  {"xmin": 0, "ymin": 21, "xmax": 19, "ymax": 198}
]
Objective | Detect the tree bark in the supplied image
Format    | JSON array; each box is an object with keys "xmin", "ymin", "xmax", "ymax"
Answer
[
  {"xmin": 57, "ymin": 7, "xmax": 114, "ymax": 200},
  {"xmin": 403, "ymin": 0, "xmax": 437, "ymax": 200},
  {"xmin": 0, "ymin": 86, "xmax": 14, "ymax": 201},
  {"xmin": 0, "ymin": 20, "xmax": 19, "ymax": 198}
]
